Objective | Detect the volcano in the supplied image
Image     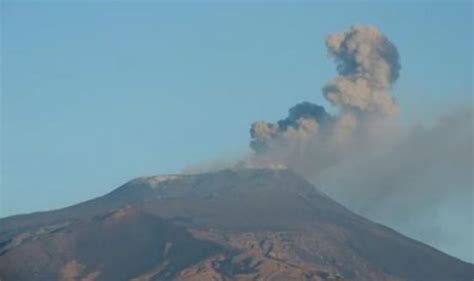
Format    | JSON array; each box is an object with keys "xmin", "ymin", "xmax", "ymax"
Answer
[{"xmin": 0, "ymin": 168, "xmax": 472, "ymax": 281}]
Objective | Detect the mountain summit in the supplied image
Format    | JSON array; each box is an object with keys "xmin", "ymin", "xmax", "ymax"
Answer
[{"xmin": 0, "ymin": 168, "xmax": 472, "ymax": 281}]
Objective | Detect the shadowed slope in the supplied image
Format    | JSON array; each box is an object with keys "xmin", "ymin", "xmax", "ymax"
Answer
[{"xmin": 0, "ymin": 168, "xmax": 472, "ymax": 281}]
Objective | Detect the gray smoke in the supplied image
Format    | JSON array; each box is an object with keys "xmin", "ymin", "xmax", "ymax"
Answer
[
  {"xmin": 323, "ymin": 24, "xmax": 400, "ymax": 115},
  {"xmin": 249, "ymin": 24, "xmax": 401, "ymax": 172},
  {"xmin": 245, "ymin": 24, "xmax": 473, "ymax": 262},
  {"xmin": 250, "ymin": 102, "xmax": 331, "ymax": 153},
  {"xmin": 316, "ymin": 108, "xmax": 473, "ymax": 262}
]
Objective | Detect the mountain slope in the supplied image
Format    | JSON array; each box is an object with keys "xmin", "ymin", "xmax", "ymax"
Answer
[{"xmin": 0, "ymin": 168, "xmax": 472, "ymax": 281}]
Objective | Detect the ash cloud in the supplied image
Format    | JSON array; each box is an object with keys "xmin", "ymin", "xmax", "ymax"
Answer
[
  {"xmin": 250, "ymin": 102, "xmax": 331, "ymax": 153},
  {"xmin": 248, "ymin": 24, "xmax": 402, "ymax": 173},
  {"xmin": 317, "ymin": 108, "xmax": 473, "ymax": 262},
  {"xmin": 323, "ymin": 24, "xmax": 400, "ymax": 115},
  {"xmin": 245, "ymin": 24, "xmax": 473, "ymax": 262}
]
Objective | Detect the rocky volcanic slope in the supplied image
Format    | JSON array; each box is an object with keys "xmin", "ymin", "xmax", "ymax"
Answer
[{"xmin": 0, "ymin": 168, "xmax": 473, "ymax": 281}]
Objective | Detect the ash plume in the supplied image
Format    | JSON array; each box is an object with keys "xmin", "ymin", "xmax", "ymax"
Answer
[
  {"xmin": 245, "ymin": 24, "xmax": 473, "ymax": 261},
  {"xmin": 250, "ymin": 102, "xmax": 331, "ymax": 153},
  {"xmin": 249, "ymin": 24, "xmax": 401, "ymax": 170},
  {"xmin": 316, "ymin": 108, "xmax": 474, "ymax": 262},
  {"xmin": 323, "ymin": 24, "xmax": 400, "ymax": 115}
]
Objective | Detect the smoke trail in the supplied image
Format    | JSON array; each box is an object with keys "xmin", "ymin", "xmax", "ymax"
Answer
[{"xmin": 316, "ymin": 108, "xmax": 473, "ymax": 262}]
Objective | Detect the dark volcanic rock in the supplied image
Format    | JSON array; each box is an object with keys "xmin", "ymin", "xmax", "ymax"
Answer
[
  {"xmin": 0, "ymin": 168, "xmax": 472, "ymax": 281},
  {"xmin": 0, "ymin": 206, "xmax": 221, "ymax": 281}
]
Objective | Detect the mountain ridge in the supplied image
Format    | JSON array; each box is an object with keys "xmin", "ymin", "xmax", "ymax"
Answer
[{"xmin": 1, "ymin": 168, "xmax": 473, "ymax": 281}]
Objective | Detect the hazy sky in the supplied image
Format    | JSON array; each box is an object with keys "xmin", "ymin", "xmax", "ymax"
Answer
[{"xmin": 1, "ymin": 1, "xmax": 472, "ymax": 218}]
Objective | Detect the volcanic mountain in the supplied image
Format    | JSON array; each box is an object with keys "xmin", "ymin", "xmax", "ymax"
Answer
[{"xmin": 0, "ymin": 168, "xmax": 472, "ymax": 281}]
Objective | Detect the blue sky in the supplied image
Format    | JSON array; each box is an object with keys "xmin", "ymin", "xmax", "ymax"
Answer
[{"xmin": 1, "ymin": 1, "xmax": 472, "ymax": 218}]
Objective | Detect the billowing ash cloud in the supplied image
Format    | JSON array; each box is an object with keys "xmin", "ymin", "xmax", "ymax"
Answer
[
  {"xmin": 323, "ymin": 24, "xmax": 400, "ymax": 115},
  {"xmin": 250, "ymin": 102, "xmax": 331, "ymax": 152},
  {"xmin": 244, "ymin": 24, "xmax": 473, "ymax": 262},
  {"xmin": 249, "ymin": 24, "xmax": 401, "ymax": 159}
]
